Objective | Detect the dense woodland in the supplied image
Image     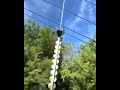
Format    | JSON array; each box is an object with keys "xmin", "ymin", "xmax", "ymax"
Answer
[{"xmin": 24, "ymin": 20, "xmax": 96, "ymax": 90}]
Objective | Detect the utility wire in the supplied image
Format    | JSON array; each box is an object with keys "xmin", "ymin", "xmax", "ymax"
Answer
[
  {"xmin": 24, "ymin": 13, "xmax": 53, "ymax": 28},
  {"xmin": 42, "ymin": 0, "xmax": 96, "ymax": 25},
  {"xmin": 24, "ymin": 8, "xmax": 96, "ymax": 42},
  {"xmin": 24, "ymin": 13, "xmax": 95, "ymax": 47},
  {"xmin": 24, "ymin": 13, "xmax": 96, "ymax": 49},
  {"xmin": 24, "ymin": 14, "xmax": 96, "ymax": 57},
  {"xmin": 64, "ymin": 33, "xmax": 89, "ymax": 44},
  {"xmin": 84, "ymin": 0, "xmax": 96, "ymax": 6}
]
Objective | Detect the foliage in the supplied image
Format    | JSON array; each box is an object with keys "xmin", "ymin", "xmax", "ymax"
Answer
[
  {"xmin": 24, "ymin": 20, "xmax": 96, "ymax": 90},
  {"xmin": 60, "ymin": 40, "xmax": 96, "ymax": 90},
  {"xmin": 24, "ymin": 20, "xmax": 56, "ymax": 90}
]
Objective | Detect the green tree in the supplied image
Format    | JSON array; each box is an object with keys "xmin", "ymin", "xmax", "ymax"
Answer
[
  {"xmin": 24, "ymin": 20, "xmax": 57, "ymax": 90},
  {"xmin": 24, "ymin": 20, "xmax": 96, "ymax": 90},
  {"xmin": 60, "ymin": 40, "xmax": 96, "ymax": 90}
]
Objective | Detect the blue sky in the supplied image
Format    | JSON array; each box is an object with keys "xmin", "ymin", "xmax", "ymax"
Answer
[{"xmin": 24, "ymin": 0, "xmax": 96, "ymax": 51}]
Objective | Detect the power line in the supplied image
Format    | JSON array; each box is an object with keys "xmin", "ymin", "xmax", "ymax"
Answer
[
  {"xmin": 84, "ymin": 0, "xmax": 96, "ymax": 6},
  {"xmin": 24, "ymin": 8, "xmax": 96, "ymax": 42},
  {"xmin": 24, "ymin": 13, "xmax": 53, "ymax": 28},
  {"xmin": 25, "ymin": 14, "xmax": 96, "ymax": 56},
  {"xmin": 24, "ymin": 13, "xmax": 93, "ymax": 45},
  {"xmin": 42, "ymin": 0, "xmax": 96, "ymax": 25},
  {"xmin": 24, "ymin": 8, "xmax": 57, "ymax": 24},
  {"xmin": 64, "ymin": 33, "xmax": 89, "ymax": 44}
]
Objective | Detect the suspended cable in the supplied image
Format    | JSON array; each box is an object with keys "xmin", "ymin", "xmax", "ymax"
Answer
[
  {"xmin": 24, "ymin": 8, "xmax": 96, "ymax": 42},
  {"xmin": 64, "ymin": 33, "xmax": 89, "ymax": 44},
  {"xmin": 24, "ymin": 13, "xmax": 95, "ymax": 47},
  {"xmin": 42, "ymin": 0, "xmax": 96, "ymax": 25},
  {"xmin": 84, "ymin": 0, "xmax": 96, "ymax": 6}
]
